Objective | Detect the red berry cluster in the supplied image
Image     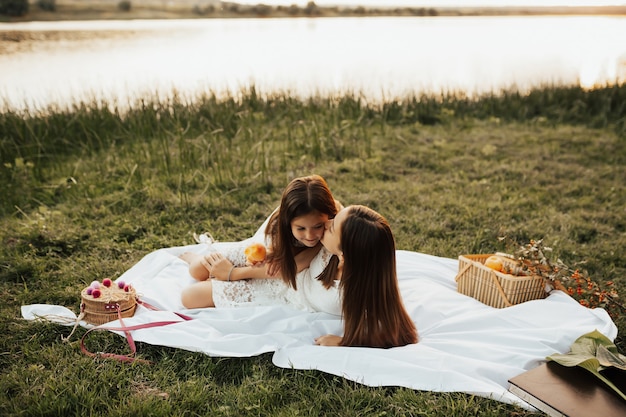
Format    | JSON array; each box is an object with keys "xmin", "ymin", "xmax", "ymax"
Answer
[
  {"xmin": 566, "ymin": 270, "xmax": 621, "ymax": 319},
  {"xmin": 501, "ymin": 237, "xmax": 624, "ymax": 320},
  {"xmin": 85, "ymin": 279, "xmax": 132, "ymax": 298}
]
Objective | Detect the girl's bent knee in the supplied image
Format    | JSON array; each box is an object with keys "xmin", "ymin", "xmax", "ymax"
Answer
[{"xmin": 181, "ymin": 283, "xmax": 214, "ymax": 309}]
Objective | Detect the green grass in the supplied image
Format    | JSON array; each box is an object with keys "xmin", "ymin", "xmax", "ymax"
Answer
[{"xmin": 1, "ymin": 84, "xmax": 625, "ymax": 416}]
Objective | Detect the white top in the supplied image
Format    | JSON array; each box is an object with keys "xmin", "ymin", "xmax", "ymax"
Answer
[{"xmin": 284, "ymin": 247, "xmax": 341, "ymax": 316}]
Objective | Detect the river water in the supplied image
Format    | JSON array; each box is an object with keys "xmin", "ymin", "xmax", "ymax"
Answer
[{"xmin": 1, "ymin": 15, "xmax": 625, "ymax": 111}]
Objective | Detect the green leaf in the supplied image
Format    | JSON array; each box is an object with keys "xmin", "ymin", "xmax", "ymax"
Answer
[
  {"xmin": 597, "ymin": 345, "xmax": 626, "ymax": 370},
  {"xmin": 547, "ymin": 329, "xmax": 626, "ymax": 401}
]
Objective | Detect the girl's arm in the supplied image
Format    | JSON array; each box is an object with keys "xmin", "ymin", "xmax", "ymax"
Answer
[
  {"xmin": 202, "ymin": 246, "xmax": 322, "ymax": 281},
  {"xmin": 209, "ymin": 255, "xmax": 274, "ymax": 281}
]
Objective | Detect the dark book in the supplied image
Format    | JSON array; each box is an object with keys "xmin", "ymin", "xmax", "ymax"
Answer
[{"xmin": 507, "ymin": 361, "xmax": 626, "ymax": 417}]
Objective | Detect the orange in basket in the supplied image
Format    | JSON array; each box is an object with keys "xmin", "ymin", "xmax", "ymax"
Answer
[{"xmin": 484, "ymin": 255, "xmax": 504, "ymax": 272}]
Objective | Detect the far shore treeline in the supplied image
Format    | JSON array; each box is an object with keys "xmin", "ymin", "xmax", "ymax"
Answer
[{"xmin": 2, "ymin": 0, "xmax": 626, "ymax": 21}]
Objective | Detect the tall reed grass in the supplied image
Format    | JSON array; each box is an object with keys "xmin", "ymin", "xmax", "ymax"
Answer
[{"xmin": 2, "ymin": 84, "xmax": 625, "ymax": 217}]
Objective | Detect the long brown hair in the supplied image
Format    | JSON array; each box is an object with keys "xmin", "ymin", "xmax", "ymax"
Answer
[
  {"xmin": 266, "ymin": 175, "xmax": 339, "ymax": 289},
  {"xmin": 338, "ymin": 205, "xmax": 418, "ymax": 348}
]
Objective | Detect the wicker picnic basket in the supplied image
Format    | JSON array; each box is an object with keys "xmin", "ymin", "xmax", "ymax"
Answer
[
  {"xmin": 80, "ymin": 283, "xmax": 137, "ymax": 326},
  {"xmin": 455, "ymin": 254, "xmax": 548, "ymax": 308}
]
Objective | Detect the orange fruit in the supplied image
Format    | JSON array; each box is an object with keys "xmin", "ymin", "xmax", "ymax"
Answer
[
  {"xmin": 484, "ymin": 255, "xmax": 504, "ymax": 272},
  {"xmin": 245, "ymin": 243, "xmax": 267, "ymax": 264}
]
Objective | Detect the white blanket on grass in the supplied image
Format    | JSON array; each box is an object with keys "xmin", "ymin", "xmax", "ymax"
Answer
[{"xmin": 22, "ymin": 233, "xmax": 617, "ymax": 408}]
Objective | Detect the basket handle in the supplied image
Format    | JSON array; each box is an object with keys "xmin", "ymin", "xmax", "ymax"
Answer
[
  {"xmin": 454, "ymin": 262, "xmax": 473, "ymax": 282},
  {"xmin": 489, "ymin": 270, "xmax": 512, "ymax": 307}
]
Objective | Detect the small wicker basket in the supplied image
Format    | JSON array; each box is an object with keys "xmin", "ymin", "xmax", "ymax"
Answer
[
  {"xmin": 80, "ymin": 286, "xmax": 137, "ymax": 326},
  {"xmin": 455, "ymin": 254, "xmax": 548, "ymax": 308}
]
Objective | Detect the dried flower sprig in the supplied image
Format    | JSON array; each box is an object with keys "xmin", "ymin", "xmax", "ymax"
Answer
[{"xmin": 499, "ymin": 237, "xmax": 625, "ymax": 319}]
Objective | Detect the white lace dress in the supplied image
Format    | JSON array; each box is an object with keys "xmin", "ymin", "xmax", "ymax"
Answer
[{"xmin": 211, "ymin": 243, "xmax": 341, "ymax": 316}]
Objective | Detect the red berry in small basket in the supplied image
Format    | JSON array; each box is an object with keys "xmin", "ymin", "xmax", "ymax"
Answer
[
  {"xmin": 102, "ymin": 278, "xmax": 112, "ymax": 287},
  {"xmin": 123, "ymin": 284, "xmax": 131, "ymax": 292},
  {"xmin": 92, "ymin": 289, "xmax": 102, "ymax": 298}
]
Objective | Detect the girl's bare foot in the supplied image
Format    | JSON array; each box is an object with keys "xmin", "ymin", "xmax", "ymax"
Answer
[{"xmin": 179, "ymin": 252, "xmax": 200, "ymax": 264}]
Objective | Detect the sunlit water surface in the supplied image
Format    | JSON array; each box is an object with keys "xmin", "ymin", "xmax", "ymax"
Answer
[{"xmin": 1, "ymin": 16, "xmax": 625, "ymax": 111}]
